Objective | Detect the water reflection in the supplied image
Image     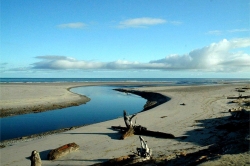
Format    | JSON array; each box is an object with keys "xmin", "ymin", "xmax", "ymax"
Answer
[{"xmin": 0, "ymin": 86, "xmax": 146, "ymax": 141}]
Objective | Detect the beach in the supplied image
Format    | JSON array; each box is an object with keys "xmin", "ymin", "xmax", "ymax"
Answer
[{"xmin": 0, "ymin": 82, "xmax": 249, "ymax": 165}]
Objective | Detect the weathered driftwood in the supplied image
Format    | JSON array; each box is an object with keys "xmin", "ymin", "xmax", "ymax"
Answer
[
  {"xmin": 237, "ymin": 89, "xmax": 246, "ymax": 92},
  {"xmin": 47, "ymin": 142, "xmax": 79, "ymax": 160},
  {"xmin": 137, "ymin": 136, "xmax": 152, "ymax": 160},
  {"xmin": 112, "ymin": 110, "xmax": 175, "ymax": 139},
  {"xmin": 91, "ymin": 136, "xmax": 152, "ymax": 166},
  {"xmin": 30, "ymin": 150, "xmax": 42, "ymax": 166},
  {"xmin": 228, "ymin": 107, "xmax": 243, "ymax": 112},
  {"xmin": 112, "ymin": 125, "xmax": 175, "ymax": 139},
  {"xmin": 228, "ymin": 107, "xmax": 249, "ymax": 119},
  {"xmin": 230, "ymin": 99, "xmax": 244, "ymax": 103},
  {"xmin": 227, "ymin": 95, "xmax": 250, "ymax": 99},
  {"xmin": 121, "ymin": 127, "xmax": 135, "ymax": 139},
  {"xmin": 123, "ymin": 110, "xmax": 137, "ymax": 128}
]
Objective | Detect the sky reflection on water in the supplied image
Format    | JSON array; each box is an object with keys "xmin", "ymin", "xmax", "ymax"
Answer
[{"xmin": 0, "ymin": 86, "xmax": 146, "ymax": 141}]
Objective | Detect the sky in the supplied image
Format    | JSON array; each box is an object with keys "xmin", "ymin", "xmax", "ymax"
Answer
[{"xmin": 1, "ymin": 0, "xmax": 250, "ymax": 78}]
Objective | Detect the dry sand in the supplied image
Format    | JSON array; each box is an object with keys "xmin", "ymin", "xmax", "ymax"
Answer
[{"xmin": 0, "ymin": 82, "xmax": 249, "ymax": 165}]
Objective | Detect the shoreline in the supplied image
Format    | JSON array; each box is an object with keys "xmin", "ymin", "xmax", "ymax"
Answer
[
  {"xmin": 114, "ymin": 88, "xmax": 171, "ymax": 111},
  {"xmin": 0, "ymin": 82, "xmax": 250, "ymax": 165},
  {"xmin": 0, "ymin": 86, "xmax": 170, "ymax": 144},
  {"xmin": 0, "ymin": 95, "xmax": 90, "ymax": 118},
  {"xmin": 0, "ymin": 82, "xmax": 168, "ymax": 118}
]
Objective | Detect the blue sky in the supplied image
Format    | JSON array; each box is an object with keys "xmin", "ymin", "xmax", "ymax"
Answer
[{"xmin": 1, "ymin": 0, "xmax": 250, "ymax": 78}]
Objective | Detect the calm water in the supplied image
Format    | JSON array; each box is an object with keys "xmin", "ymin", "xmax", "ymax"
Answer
[
  {"xmin": 0, "ymin": 86, "xmax": 146, "ymax": 141},
  {"xmin": 1, "ymin": 77, "xmax": 249, "ymax": 84}
]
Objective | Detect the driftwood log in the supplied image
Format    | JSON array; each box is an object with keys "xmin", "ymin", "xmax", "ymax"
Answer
[
  {"xmin": 47, "ymin": 142, "xmax": 79, "ymax": 160},
  {"xmin": 227, "ymin": 95, "xmax": 250, "ymax": 99},
  {"xmin": 112, "ymin": 110, "xmax": 175, "ymax": 139},
  {"xmin": 30, "ymin": 150, "xmax": 42, "ymax": 166},
  {"xmin": 228, "ymin": 107, "xmax": 249, "ymax": 119}
]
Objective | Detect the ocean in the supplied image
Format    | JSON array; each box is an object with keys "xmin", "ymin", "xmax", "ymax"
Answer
[{"xmin": 1, "ymin": 78, "xmax": 249, "ymax": 84}]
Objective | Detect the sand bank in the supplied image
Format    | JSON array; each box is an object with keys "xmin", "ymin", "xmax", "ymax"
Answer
[{"xmin": 0, "ymin": 83, "xmax": 250, "ymax": 165}]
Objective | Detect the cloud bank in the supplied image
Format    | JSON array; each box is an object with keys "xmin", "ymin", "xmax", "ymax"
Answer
[{"xmin": 32, "ymin": 38, "xmax": 250, "ymax": 72}]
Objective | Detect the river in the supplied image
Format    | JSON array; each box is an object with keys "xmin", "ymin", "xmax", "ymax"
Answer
[{"xmin": 0, "ymin": 86, "xmax": 146, "ymax": 141}]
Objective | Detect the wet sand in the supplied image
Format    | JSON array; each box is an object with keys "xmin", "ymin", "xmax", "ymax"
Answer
[{"xmin": 0, "ymin": 82, "xmax": 249, "ymax": 165}]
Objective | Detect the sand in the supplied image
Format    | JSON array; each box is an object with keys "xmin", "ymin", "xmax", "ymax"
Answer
[{"xmin": 0, "ymin": 82, "xmax": 249, "ymax": 165}]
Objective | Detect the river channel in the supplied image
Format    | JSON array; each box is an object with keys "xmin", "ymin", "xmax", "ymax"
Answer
[{"xmin": 0, "ymin": 86, "xmax": 147, "ymax": 141}]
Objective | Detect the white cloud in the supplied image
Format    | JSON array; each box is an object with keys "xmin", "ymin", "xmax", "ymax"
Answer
[
  {"xmin": 36, "ymin": 55, "xmax": 69, "ymax": 60},
  {"xmin": 32, "ymin": 38, "xmax": 250, "ymax": 73},
  {"xmin": 33, "ymin": 56, "xmax": 104, "ymax": 69},
  {"xmin": 208, "ymin": 28, "xmax": 250, "ymax": 35},
  {"xmin": 150, "ymin": 38, "xmax": 250, "ymax": 72},
  {"xmin": 118, "ymin": 17, "xmax": 166, "ymax": 28},
  {"xmin": 207, "ymin": 30, "xmax": 223, "ymax": 35},
  {"xmin": 8, "ymin": 67, "xmax": 31, "ymax": 71},
  {"xmin": 169, "ymin": 21, "xmax": 182, "ymax": 25},
  {"xmin": 227, "ymin": 28, "xmax": 250, "ymax": 33},
  {"xmin": 57, "ymin": 22, "xmax": 87, "ymax": 29}
]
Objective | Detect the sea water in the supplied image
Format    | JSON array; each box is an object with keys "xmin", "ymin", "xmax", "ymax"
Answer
[{"xmin": 1, "ymin": 77, "xmax": 249, "ymax": 84}]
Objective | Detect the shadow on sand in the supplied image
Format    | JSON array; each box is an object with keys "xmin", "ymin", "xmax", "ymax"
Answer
[
  {"xmin": 159, "ymin": 115, "xmax": 250, "ymax": 166},
  {"xmin": 91, "ymin": 114, "xmax": 249, "ymax": 166}
]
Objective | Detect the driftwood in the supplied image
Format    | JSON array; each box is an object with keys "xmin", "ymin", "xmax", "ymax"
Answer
[
  {"xmin": 121, "ymin": 127, "xmax": 135, "ymax": 139},
  {"xmin": 112, "ymin": 110, "xmax": 175, "ymax": 139},
  {"xmin": 123, "ymin": 110, "xmax": 137, "ymax": 128},
  {"xmin": 47, "ymin": 142, "xmax": 79, "ymax": 160},
  {"xmin": 92, "ymin": 136, "xmax": 152, "ymax": 166},
  {"xmin": 228, "ymin": 107, "xmax": 249, "ymax": 119},
  {"xmin": 228, "ymin": 107, "xmax": 244, "ymax": 112},
  {"xmin": 227, "ymin": 95, "xmax": 250, "ymax": 99},
  {"xmin": 30, "ymin": 150, "xmax": 42, "ymax": 166},
  {"xmin": 137, "ymin": 136, "xmax": 152, "ymax": 160},
  {"xmin": 237, "ymin": 89, "xmax": 246, "ymax": 92},
  {"xmin": 112, "ymin": 125, "xmax": 175, "ymax": 139}
]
